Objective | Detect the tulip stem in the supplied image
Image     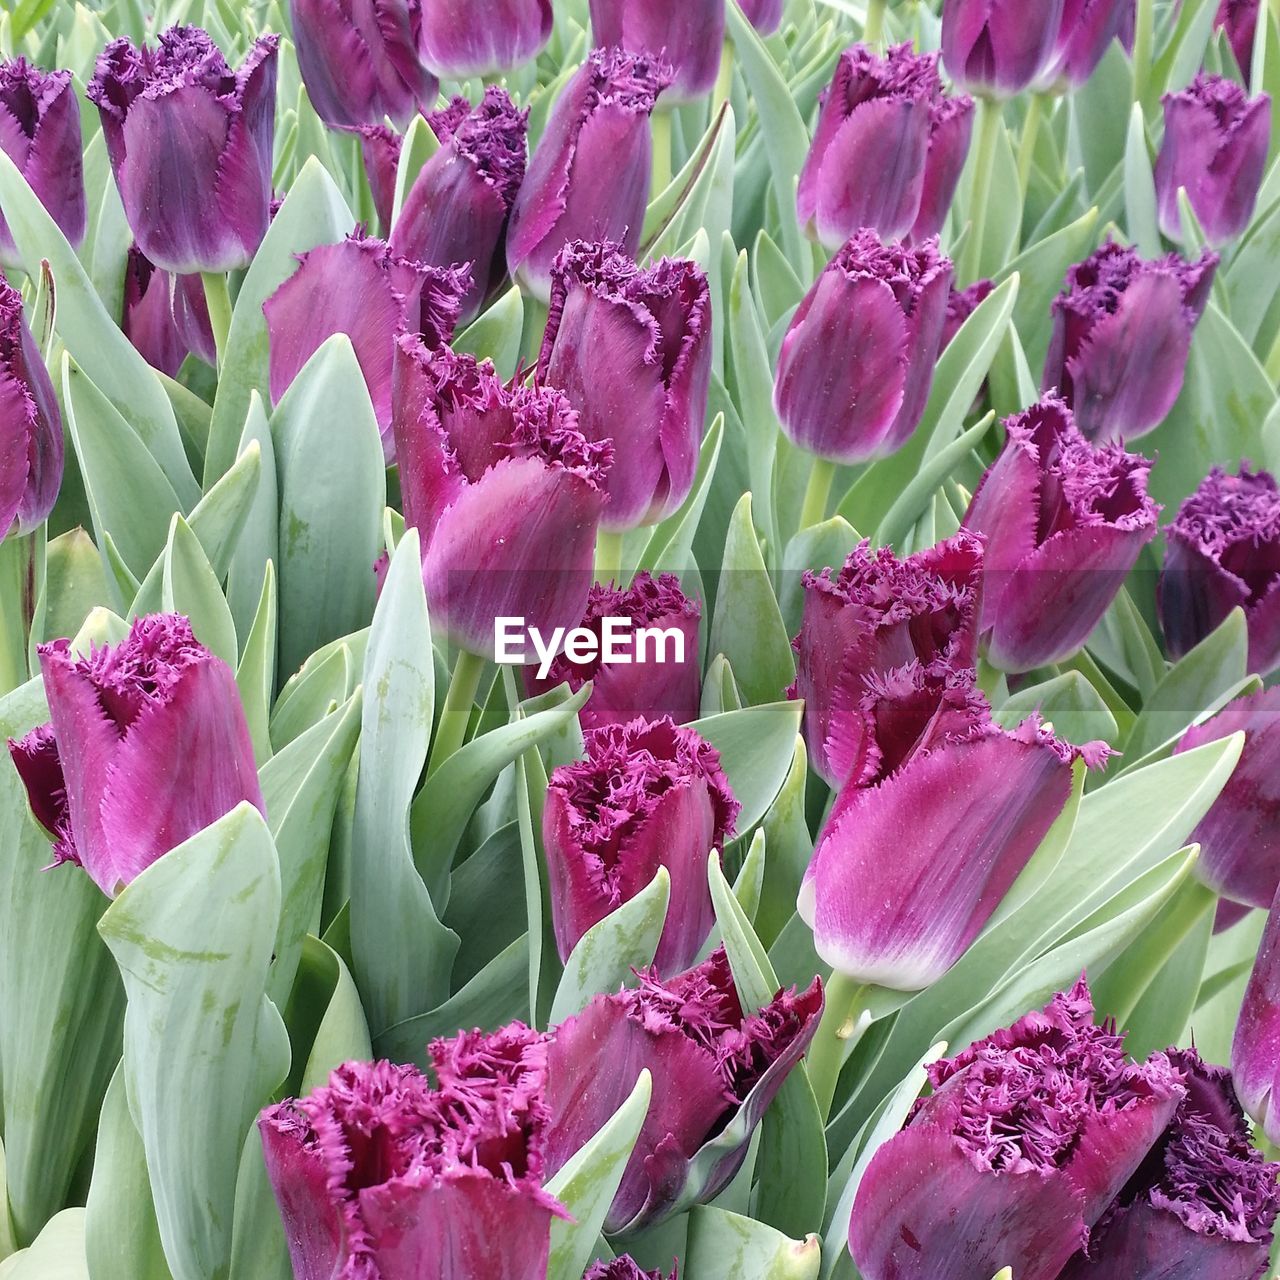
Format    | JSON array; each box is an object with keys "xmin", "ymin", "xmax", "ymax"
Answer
[
  {"xmin": 863, "ymin": 0, "xmax": 886, "ymax": 48},
  {"xmin": 0, "ymin": 532, "xmax": 35, "ymax": 695},
  {"xmin": 595, "ymin": 530, "xmax": 626, "ymax": 586},
  {"xmin": 1016, "ymin": 94, "xmax": 1043, "ymax": 197},
  {"xmin": 799, "ymin": 456, "xmax": 837, "ymax": 529},
  {"xmin": 428, "ymin": 649, "xmax": 487, "ymax": 777},
  {"xmin": 961, "ymin": 98, "xmax": 1002, "ymax": 285},
  {"xmin": 713, "ymin": 42, "xmax": 735, "ymax": 115},
  {"xmin": 651, "ymin": 109, "xmax": 674, "ymax": 196},
  {"xmin": 201, "ymin": 272, "xmax": 233, "ymax": 372},
  {"xmin": 806, "ymin": 972, "xmax": 868, "ymax": 1120}
]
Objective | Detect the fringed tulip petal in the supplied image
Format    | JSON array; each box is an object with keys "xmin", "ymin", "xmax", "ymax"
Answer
[{"xmin": 588, "ymin": 0, "xmax": 724, "ymax": 106}]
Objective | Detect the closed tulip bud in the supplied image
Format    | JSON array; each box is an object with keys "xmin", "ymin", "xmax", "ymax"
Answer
[
  {"xmin": 1042, "ymin": 0, "xmax": 1135, "ymax": 90},
  {"xmin": 0, "ymin": 278, "xmax": 62, "ymax": 542},
  {"xmin": 1156, "ymin": 74, "xmax": 1270, "ymax": 247},
  {"xmin": 586, "ymin": 1262, "xmax": 676, "ymax": 1280},
  {"xmin": 259, "ymin": 1025, "xmax": 568, "ymax": 1280},
  {"xmin": 942, "ymin": 277, "xmax": 994, "ymax": 348},
  {"xmin": 524, "ymin": 572, "xmax": 702, "ymax": 729},
  {"xmin": 850, "ymin": 979, "xmax": 1189, "ymax": 1280},
  {"xmin": 588, "ymin": 0, "xmax": 724, "ymax": 105},
  {"xmin": 542, "ymin": 716, "xmax": 739, "ymax": 973},
  {"xmin": 122, "ymin": 246, "xmax": 216, "ymax": 377},
  {"xmin": 87, "ymin": 26, "xmax": 278, "ymax": 275},
  {"xmin": 1159, "ymin": 465, "xmax": 1280, "ymax": 674},
  {"xmin": 775, "ymin": 230, "xmax": 952, "ymax": 464},
  {"xmin": 1043, "ymin": 241, "xmax": 1217, "ymax": 443},
  {"xmin": 942, "ymin": 0, "xmax": 1066, "ymax": 97},
  {"xmin": 7, "ymin": 614, "xmax": 264, "ymax": 897},
  {"xmin": 393, "ymin": 338, "xmax": 612, "ymax": 659},
  {"xmin": 1234, "ymin": 891, "xmax": 1280, "ymax": 1147},
  {"xmin": 539, "ymin": 241, "xmax": 711, "ymax": 531},
  {"xmin": 963, "ymin": 396, "xmax": 1160, "ymax": 672},
  {"xmin": 1218, "ymin": 0, "xmax": 1261, "ymax": 79},
  {"xmin": 740, "ymin": 0, "xmax": 784, "ymax": 34},
  {"xmin": 390, "ymin": 89, "xmax": 529, "ymax": 326},
  {"xmin": 0, "ymin": 59, "xmax": 86, "ymax": 268},
  {"xmin": 798, "ymin": 44, "xmax": 973, "ymax": 248},
  {"xmin": 546, "ymin": 947, "xmax": 823, "ymax": 1234},
  {"xmin": 264, "ymin": 234, "xmax": 471, "ymax": 462},
  {"xmin": 506, "ymin": 48, "xmax": 671, "ymax": 303},
  {"xmin": 419, "ymin": 0, "xmax": 553, "ymax": 78},
  {"xmin": 789, "ymin": 532, "xmax": 985, "ymax": 789}
]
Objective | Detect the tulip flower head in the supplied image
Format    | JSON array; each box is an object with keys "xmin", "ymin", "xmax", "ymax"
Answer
[
  {"xmin": 1234, "ymin": 891, "xmax": 1280, "ymax": 1149},
  {"xmin": 418, "ymin": 0, "xmax": 553, "ymax": 79},
  {"xmin": 122, "ymin": 247, "xmax": 217, "ymax": 377},
  {"xmin": 941, "ymin": 0, "xmax": 1066, "ymax": 97},
  {"xmin": 1218, "ymin": 0, "xmax": 1262, "ymax": 79},
  {"xmin": 88, "ymin": 26, "xmax": 279, "ymax": 274},
  {"xmin": 740, "ymin": 0, "xmax": 784, "ymax": 34},
  {"xmin": 585, "ymin": 1262, "xmax": 676, "ymax": 1280},
  {"xmin": 546, "ymin": 947, "xmax": 823, "ymax": 1234},
  {"xmin": 588, "ymin": 0, "xmax": 724, "ymax": 106},
  {"xmin": 1042, "ymin": 0, "xmax": 1135, "ymax": 90}
]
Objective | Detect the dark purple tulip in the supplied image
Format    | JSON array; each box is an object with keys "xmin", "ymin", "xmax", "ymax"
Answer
[
  {"xmin": 288, "ymin": 0, "xmax": 437, "ymax": 129},
  {"xmin": 8, "ymin": 614, "xmax": 264, "ymax": 897},
  {"xmin": 585, "ymin": 1261, "xmax": 675, "ymax": 1280},
  {"xmin": 390, "ymin": 89, "xmax": 529, "ymax": 326},
  {"xmin": 1062, "ymin": 1048, "xmax": 1280, "ymax": 1280},
  {"xmin": 941, "ymin": 0, "xmax": 1066, "ymax": 97},
  {"xmin": 1159, "ymin": 464, "xmax": 1280, "ymax": 675},
  {"xmin": 542, "ymin": 716, "xmax": 739, "ymax": 973},
  {"xmin": 418, "ymin": 0, "xmax": 553, "ymax": 78},
  {"xmin": 259, "ymin": 1025, "xmax": 568, "ymax": 1280},
  {"xmin": 1235, "ymin": 890, "xmax": 1280, "ymax": 1146},
  {"xmin": 1043, "ymin": 241, "xmax": 1217, "ymax": 443},
  {"xmin": 524, "ymin": 572, "xmax": 702, "ymax": 729},
  {"xmin": 588, "ymin": 0, "xmax": 724, "ymax": 105},
  {"xmin": 392, "ymin": 339, "xmax": 612, "ymax": 659},
  {"xmin": 506, "ymin": 48, "xmax": 671, "ymax": 302},
  {"xmin": 0, "ymin": 59, "xmax": 86, "ymax": 268},
  {"xmin": 740, "ymin": 0, "xmax": 784, "ymax": 34},
  {"xmin": 264, "ymin": 234, "xmax": 471, "ymax": 462},
  {"xmin": 1042, "ymin": 0, "xmax": 1135, "ymax": 89},
  {"xmin": 356, "ymin": 123, "xmax": 402, "ymax": 234},
  {"xmin": 0, "ymin": 277, "xmax": 62, "ymax": 542},
  {"xmin": 775, "ymin": 230, "xmax": 952, "ymax": 465},
  {"xmin": 850, "ymin": 979, "xmax": 1187, "ymax": 1280},
  {"xmin": 87, "ymin": 26, "xmax": 278, "ymax": 275},
  {"xmin": 539, "ymin": 241, "xmax": 711, "ymax": 531},
  {"xmin": 962, "ymin": 396, "xmax": 1160, "ymax": 672},
  {"xmin": 1156, "ymin": 74, "xmax": 1271, "ymax": 247},
  {"xmin": 1218, "ymin": 0, "xmax": 1261, "ymax": 79},
  {"xmin": 788, "ymin": 532, "xmax": 985, "ymax": 790},
  {"xmin": 798, "ymin": 44, "xmax": 973, "ymax": 249},
  {"xmin": 942, "ymin": 277, "xmax": 994, "ymax": 348},
  {"xmin": 546, "ymin": 947, "xmax": 823, "ymax": 1234},
  {"xmin": 122, "ymin": 246, "xmax": 216, "ymax": 377}
]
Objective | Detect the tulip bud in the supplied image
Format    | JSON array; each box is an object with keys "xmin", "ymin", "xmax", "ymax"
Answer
[
  {"xmin": 390, "ymin": 89, "xmax": 529, "ymax": 326},
  {"xmin": 740, "ymin": 0, "xmax": 784, "ymax": 34},
  {"xmin": 87, "ymin": 26, "xmax": 278, "ymax": 274},
  {"xmin": 1218, "ymin": 0, "xmax": 1261, "ymax": 79},
  {"xmin": 588, "ymin": 0, "xmax": 724, "ymax": 105},
  {"xmin": 1155, "ymin": 74, "xmax": 1271, "ymax": 247},
  {"xmin": 963, "ymin": 396, "xmax": 1160, "ymax": 672},
  {"xmin": 0, "ymin": 59, "xmax": 86, "ymax": 268},
  {"xmin": 941, "ymin": 0, "xmax": 1066, "ymax": 97},
  {"xmin": 789, "ymin": 533, "xmax": 985, "ymax": 789},
  {"xmin": 1159, "ymin": 464, "xmax": 1280, "ymax": 675},
  {"xmin": 775, "ymin": 230, "xmax": 952, "ymax": 464},
  {"xmin": 264, "ymin": 234, "xmax": 471, "ymax": 462},
  {"xmin": 0, "ymin": 277, "xmax": 62, "ymax": 542},
  {"xmin": 942, "ymin": 278, "xmax": 994, "ymax": 348},
  {"xmin": 1041, "ymin": 0, "xmax": 1135, "ymax": 90},
  {"xmin": 8, "ymin": 614, "xmax": 264, "ymax": 897},
  {"xmin": 539, "ymin": 241, "xmax": 711, "ymax": 531},
  {"xmin": 393, "ymin": 339, "xmax": 612, "ymax": 659},
  {"xmin": 122, "ymin": 246, "xmax": 216, "ymax": 377},
  {"xmin": 506, "ymin": 48, "xmax": 671, "ymax": 303},
  {"xmin": 419, "ymin": 0, "xmax": 553, "ymax": 78},
  {"xmin": 542, "ymin": 716, "xmax": 739, "ymax": 973},
  {"xmin": 798, "ymin": 44, "xmax": 973, "ymax": 248},
  {"xmin": 524, "ymin": 571, "xmax": 702, "ymax": 729},
  {"xmin": 546, "ymin": 947, "xmax": 823, "ymax": 1234},
  {"xmin": 1235, "ymin": 888, "xmax": 1280, "ymax": 1146},
  {"xmin": 850, "ymin": 979, "xmax": 1188, "ymax": 1280},
  {"xmin": 585, "ymin": 1261, "xmax": 675, "ymax": 1280},
  {"xmin": 259, "ymin": 1025, "xmax": 569, "ymax": 1280},
  {"xmin": 1043, "ymin": 241, "xmax": 1217, "ymax": 443}
]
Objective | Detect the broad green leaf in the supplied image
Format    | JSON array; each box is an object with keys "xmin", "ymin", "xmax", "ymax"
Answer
[
  {"xmin": 683, "ymin": 1207, "xmax": 820, "ymax": 1280},
  {"xmin": 227, "ymin": 396, "xmax": 281, "ymax": 644},
  {"xmin": 32, "ymin": 528, "xmax": 109, "ymax": 648},
  {"xmin": 995, "ymin": 671, "xmax": 1120, "ymax": 747},
  {"xmin": 269, "ymin": 643, "xmax": 352, "ymax": 751},
  {"xmin": 778, "ymin": 516, "xmax": 858, "ymax": 636},
  {"xmin": 692, "ymin": 701, "xmax": 804, "ymax": 834},
  {"xmin": 160, "ymin": 517, "xmax": 238, "ymax": 667},
  {"xmin": 1123, "ymin": 103, "xmax": 1161, "ymax": 254},
  {"xmin": 0, "ymin": 1210, "xmax": 88, "ymax": 1280},
  {"xmin": 454, "ymin": 286, "xmax": 524, "ymax": 378},
  {"xmin": 235, "ymin": 563, "xmax": 277, "ymax": 767},
  {"xmin": 389, "ymin": 114, "xmax": 440, "ymax": 228},
  {"xmin": 757, "ymin": 736, "xmax": 813, "ymax": 949}
]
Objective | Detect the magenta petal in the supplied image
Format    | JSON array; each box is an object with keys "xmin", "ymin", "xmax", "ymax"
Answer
[
  {"xmin": 418, "ymin": 0, "xmax": 554, "ymax": 78},
  {"xmin": 588, "ymin": 0, "xmax": 724, "ymax": 105},
  {"xmin": 1234, "ymin": 893, "xmax": 1280, "ymax": 1144},
  {"xmin": 1159, "ymin": 529, "xmax": 1250, "ymax": 662},
  {"xmin": 7, "ymin": 723, "xmax": 74, "ymax": 864},
  {"xmin": 912, "ymin": 97, "xmax": 974, "ymax": 240}
]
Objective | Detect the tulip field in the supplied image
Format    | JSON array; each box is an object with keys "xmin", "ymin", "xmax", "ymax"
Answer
[{"xmin": 6, "ymin": 0, "xmax": 1280, "ymax": 1276}]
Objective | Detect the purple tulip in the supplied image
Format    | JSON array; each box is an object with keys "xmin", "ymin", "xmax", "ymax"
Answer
[
  {"xmin": 418, "ymin": 0, "xmax": 553, "ymax": 78},
  {"xmin": 775, "ymin": 230, "xmax": 952, "ymax": 464},
  {"xmin": 788, "ymin": 532, "xmax": 985, "ymax": 790},
  {"xmin": 941, "ymin": 0, "xmax": 1066, "ymax": 97},
  {"xmin": 539, "ymin": 241, "xmax": 711, "ymax": 531},
  {"xmin": 585, "ymin": 1262, "xmax": 675, "ymax": 1280},
  {"xmin": 962, "ymin": 395, "xmax": 1160, "ymax": 672},
  {"xmin": 798, "ymin": 44, "xmax": 973, "ymax": 249},
  {"xmin": 1159, "ymin": 464, "xmax": 1280, "ymax": 675},
  {"xmin": 1043, "ymin": 241, "xmax": 1218, "ymax": 443},
  {"xmin": 523, "ymin": 572, "xmax": 702, "ymax": 729},
  {"xmin": 740, "ymin": 0, "xmax": 784, "ymax": 34},
  {"xmin": 1062, "ymin": 1048, "xmax": 1280, "ymax": 1280},
  {"xmin": 356, "ymin": 123, "xmax": 402, "ymax": 233},
  {"xmin": 850, "ymin": 979, "xmax": 1187, "ymax": 1280},
  {"xmin": 1235, "ymin": 888, "xmax": 1280, "ymax": 1146},
  {"xmin": 7, "ymin": 614, "xmax": 264, "ymax": 897},
  {"xmin": 542, "ymin": 716, "xmax": 739, "ymax": 973},
  {"xmin": 259, "ymin": 1024, "xmax": 568, "ymax": 1280},
  {"xmin": 942, "ymin": 277, "xmax": 995, "ymax": 348},
  {"xmin": 264, "ymin": 234, "xmax": 471, "ymax": 462},
  {"xmin": 0, "ymin": 59, "xmax": 86, "ymax": 268},
  {"xmin": 0, "ymin": 277, "xmax": 62, "ymax": 542},
  {"xmin": 1218, "ymin": 0, "xmax": 1261, "ymax": 79},
  {"xmin": 546, "ymin": 947, "xmax": 823, "ymax": 1234},
  {"xmin": 588, "ymin": 0, "xmax": 724, "ymax": 106},
  {"xmin": 392, "ymin": 339, "xmax": 612, "ymax": 659},
  {"xmin": 801, "ymin": 659, "xmax": 1107, "ymax": 991},
  {"xmin": 390, "ymin": 89, "xmax": 529, "ymax": 326},
  {"xmin": 1156, "ymin": 74, "xmax": 1271, "ymax": 247},
  {"xmin": 122, "ymin": 246, "xmax": 216, "ymax": 377},
  {"xmin": 506, "ymin": 48, "xmax": 671, "ymax": 303},
  {"xmin": 1042, "ymin": 0, "xmax": 1135, "ymax": 89},
  {"xmin": 87, "ymin": 26, "xmax": 278, "ymax": 275}
]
